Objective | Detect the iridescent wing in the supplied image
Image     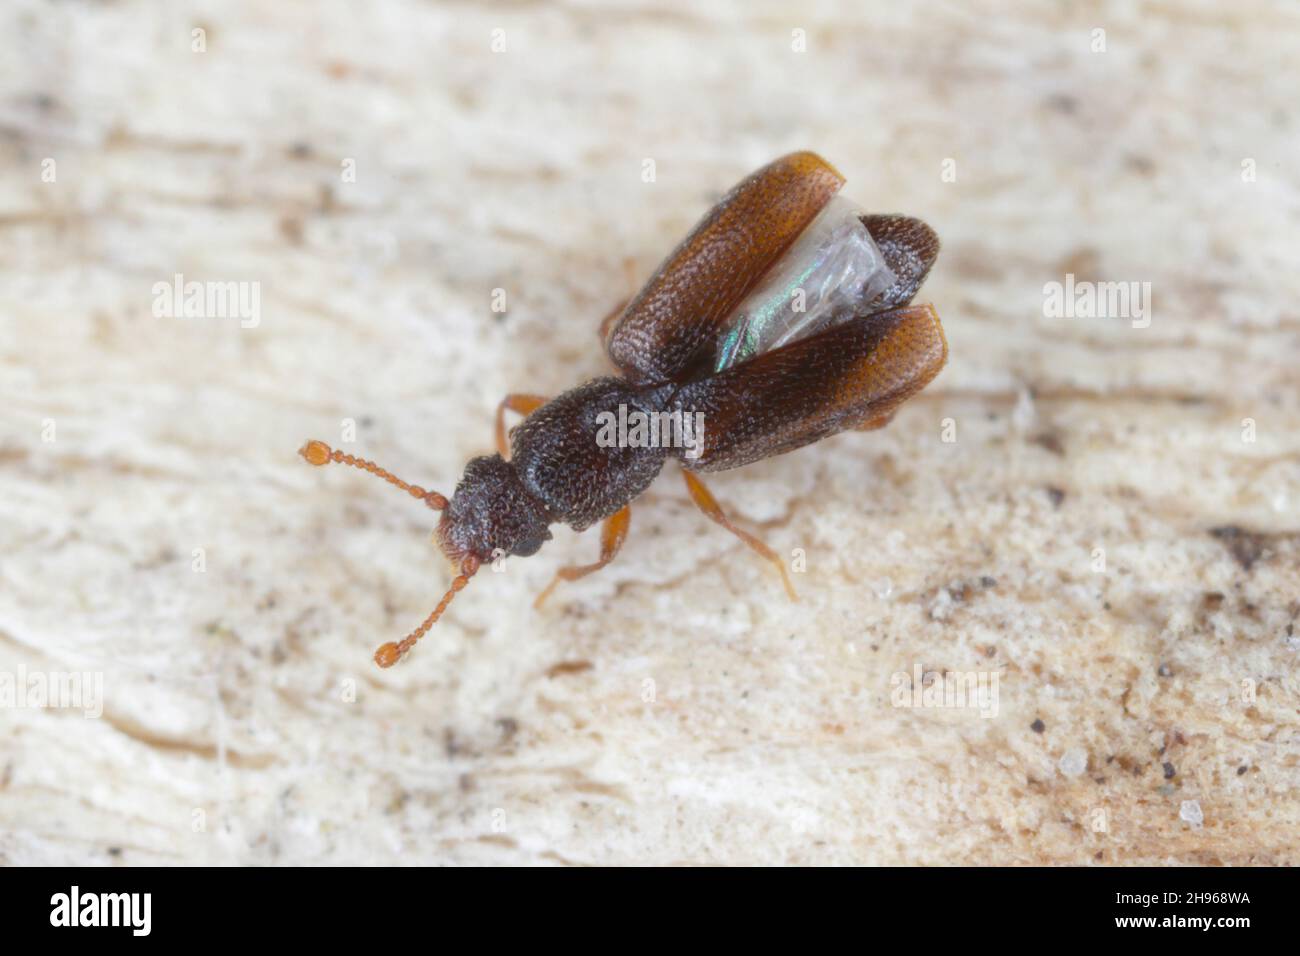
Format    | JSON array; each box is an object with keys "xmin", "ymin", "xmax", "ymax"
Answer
[{"xmin": 707, "ymin": 204, "xmax": 940, "ymax": 374}]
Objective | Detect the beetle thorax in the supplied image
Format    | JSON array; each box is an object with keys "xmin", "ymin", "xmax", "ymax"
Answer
[{"xmin": 508, "ymin": 378, "xmax": 672, "ymax": 532}]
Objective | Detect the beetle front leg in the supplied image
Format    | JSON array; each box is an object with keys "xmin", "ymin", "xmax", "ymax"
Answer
[
  {"xmin": 534, "ymin": 506, "xmax": 632, "ymax": 608},
  {"xmin": 494, "ymin": 394, "xmax": 550, "ymax": 459},
  {"xmin": 680, "ymin": 469, "xmax": 798, "ymax": 601}
]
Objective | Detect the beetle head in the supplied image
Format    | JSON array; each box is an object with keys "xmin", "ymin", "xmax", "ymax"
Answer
[
  {"xmin": 297, "ymin": 441, "xmax": 550, "ymax": 669},
  {"xmin": 435, "ymin": 454, "xmax": 553, "ymax": 565}
]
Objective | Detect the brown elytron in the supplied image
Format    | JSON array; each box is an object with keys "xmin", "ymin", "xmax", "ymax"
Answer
[
  {"xmin": 606, "ymin": 152, "xmax": 845, "ymax": 384},
  {"xmin": 301, "ymin": 151, "xmax": 947, "ymax": 667}
]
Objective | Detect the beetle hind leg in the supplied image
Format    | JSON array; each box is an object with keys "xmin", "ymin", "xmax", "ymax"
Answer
[
  {"xmin": 680, "ymin": 469, "xmax": 798, "ymax": 601},
  {"xmin": 534, "ymin": 506, "xmax": 632, "ymax": 608}
]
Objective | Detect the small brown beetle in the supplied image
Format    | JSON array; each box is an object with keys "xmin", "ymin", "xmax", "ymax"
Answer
[{"xmin": 301, "ymin": 151, "xmax": 946, "ymax": 667}]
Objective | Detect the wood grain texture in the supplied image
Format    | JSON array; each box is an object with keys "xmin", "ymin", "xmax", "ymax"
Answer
[{"xmin": 1, "ymin": 0, "xmax": 1297, "ymax": 865}]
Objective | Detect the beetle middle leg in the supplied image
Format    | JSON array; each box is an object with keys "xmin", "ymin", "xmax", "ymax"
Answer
[
  {"xmin": 680, "ymin": 470, "xmax": 798, "ymax": 601},
  {"xmin": 495, "ymin": 394, "xmax": 550, "ymax": 459},
  {"xmin": 534, "ymin": 505, "xmax": 632, "ymax": 608}
]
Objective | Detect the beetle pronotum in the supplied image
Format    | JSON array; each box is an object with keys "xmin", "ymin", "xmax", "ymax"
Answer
[{"xmin": 301, "ymin": 151, "xmax": 946, "ymax": 667}]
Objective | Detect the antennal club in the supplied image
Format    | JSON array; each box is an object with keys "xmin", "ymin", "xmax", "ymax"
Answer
[{"xmin": 372, "ymin": 556, "xmax": 481, "ymax": 668}]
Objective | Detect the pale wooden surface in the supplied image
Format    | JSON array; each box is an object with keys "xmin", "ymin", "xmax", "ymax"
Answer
[{"xmin": 1, "ymin": 0, "xmax": 1297, "ymax": 865}]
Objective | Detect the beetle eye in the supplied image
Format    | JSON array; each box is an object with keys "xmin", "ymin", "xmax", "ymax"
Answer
[{"xmin": 511, "ymin": 534, "xmax": 547, "ymax": 557}]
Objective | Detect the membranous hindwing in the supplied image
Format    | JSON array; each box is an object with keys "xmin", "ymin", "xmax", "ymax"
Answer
[{"xmin": 712, "ymin": 195, "xmax": 896, "ymax": 372}]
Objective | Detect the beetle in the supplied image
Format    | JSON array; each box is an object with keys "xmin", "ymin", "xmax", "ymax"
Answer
[{"xmin": 300, "ymin": 151, "xmax": 946, "ymax": 667}]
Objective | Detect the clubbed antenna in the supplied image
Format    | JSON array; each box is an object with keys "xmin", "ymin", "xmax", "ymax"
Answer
[
  {"xmin": 299, "ymin": 438, "xmax": 466, "ymax": 667},
  {"xmin": 298, "ymin": 440, "xmax": 448, "ymax": 510},
  {"xmin": 372, "ymin": 556, "xmax": 481, "ymax": 667}
]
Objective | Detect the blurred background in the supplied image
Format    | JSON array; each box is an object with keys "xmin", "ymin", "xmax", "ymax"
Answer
[{"xmin": 1, "ymin": 0, "xmax": 1296, "ymax": 864}]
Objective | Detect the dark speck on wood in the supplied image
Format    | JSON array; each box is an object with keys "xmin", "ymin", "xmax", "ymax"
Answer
[
  {"xmin": 1210, "ymin": 525, "xmax": 1269, "ymax": 571},
  {"xmin": 1031, "ymin": 432, "xmax": 1065, "ymax": 456}
]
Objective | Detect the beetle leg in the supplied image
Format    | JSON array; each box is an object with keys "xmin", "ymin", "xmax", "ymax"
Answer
[
  {"xmin": 680, "ymin": 469, "xmax": 798, "ymax": 601},
  {"xmin": 494, "ymin": 394, "xmax": 550, "ymax": 459},
  {"xmin": 853, "ymin": 411, "xmax": 896, "ymax": 431},
  {"xmin": 534, "ymin": 506, "xmax": 632, "ymax": 608}
]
